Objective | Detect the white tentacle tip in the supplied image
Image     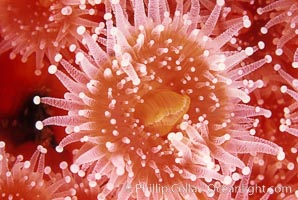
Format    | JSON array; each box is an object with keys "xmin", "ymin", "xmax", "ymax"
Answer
[
  {"xmin": 245, "ymin": 47, "xmax": 254, "ymax": 56},
  {"xmin": 277, "ymin": 150, "xmax": 285, "ymax": 161},
  {"xmin": 216, "ymin": 0, "xmax": 225, "ymax": 6},
  {"xmin": 242, "ymin": 166, "xmax": 251, "ymax": 175},
  {"xmin": 264, "ymin": 109, "xmax": 272, "ymax": 118},
  {"xmin": 33, "ymin": 96, "xmax": 41, "ymax": 105},
  {"xmin": 223, "ymin": 176, "xmax": 232, "ymax": 185},
  {"xmin": 48, "ymin": 65, "xmax": 57, "ymax": 74},
  {"xmin": 292, "ymin": 62, "xmax": 298, "ymax": 68},
  {"xmin": 0, "ymin": 141, "xmax": 6, "ymax": 148},
  {"xmin": 56, "ymin": 145, "xmax": 64, "ymax": 153},
  {"xmin": 280, "ymin": 85, "xmax": 288, "ymax": 93},
  {"xmin": 264, "ymin": 55, "xmax": 272, "ymax": 63},
  {"xmin": 35, "ymin": 121, "xmax": 44, "ymax": 130}
]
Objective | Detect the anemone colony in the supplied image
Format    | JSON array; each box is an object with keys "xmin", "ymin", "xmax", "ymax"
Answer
[
  {"xmin": 0, "ymin": 141, "xmax": 71, "ymax": 199},
  {"xmin": 0, "ymin": 0, "xmax": 297, "ymax": 200},
  {"xmin": 0, "ymin": 0, "xmax": 101, "ymax": 75}
]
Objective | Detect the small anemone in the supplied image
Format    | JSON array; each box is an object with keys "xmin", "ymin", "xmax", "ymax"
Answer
[
  {"xmin": 0, "ymin": 0, "xmax": 102, "ymax": 75},
  {"xmin": 0, "ymin": 141, "xmax": 71, "ymax": 199}
]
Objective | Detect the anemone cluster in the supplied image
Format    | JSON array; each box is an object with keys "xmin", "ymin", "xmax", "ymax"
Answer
[{"xmin": 0, "ymin": 0, "xmax": 297, "ymax": 200}]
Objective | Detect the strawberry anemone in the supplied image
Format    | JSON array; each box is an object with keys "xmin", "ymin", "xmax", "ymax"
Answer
[
  {"xmin": 35, "ymin": 0, "xmax": 283, "ymax": 199},
  {"xmin": 0, "ymin": 0, "xmax": 101, "ymax": 75},
  {"xmin": 246, "ymin": 66, "xmax": 298, "ymax": 200},
  {"xmin": 257, "ymin": 0, "xmax": 298, "ymax": 68},
  {"xmin": 275, "ymin": 66, "xmax": 298, "ymax": 137},
  {"xmin": 0, "ymin": 141, "xmax": 71, "ymax": 199},
  {"xmin": 57, "ymin": 161, "xmax": 112, "ymax": 199}
]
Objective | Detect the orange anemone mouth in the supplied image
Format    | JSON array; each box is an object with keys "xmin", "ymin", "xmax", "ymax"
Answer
[{"xmin": 134, "ymin": 89, "xmax": 190, "ymax": 136}]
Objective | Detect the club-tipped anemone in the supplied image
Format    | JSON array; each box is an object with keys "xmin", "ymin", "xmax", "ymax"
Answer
[
  {"xmin": 35, "ymin": 0, "xmax": 284, "ymax": 199},
  {"xmin": 273, "ymin": 65, "xmax": 298, "ymax": 137},
  {"xmin": 0, "ymin": 0, "xmax": 101, "ymax": 75},
  {"xmin": 257, "ymin": 0, "xmax": 298, "ymax": 68},
  {"xmin": 0, "ymin": 141, "xmax": 71, "ymax": 199},
  {"xmin": 57, "ymin": 161, "xmax": 114, "ymax": 199},
  {"xmin": 249, "ymin": 152, "xmax": 298, "ymax": 200}
]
